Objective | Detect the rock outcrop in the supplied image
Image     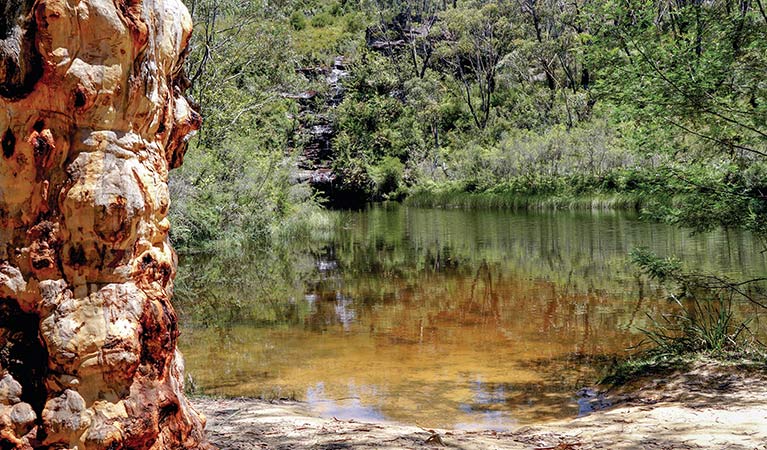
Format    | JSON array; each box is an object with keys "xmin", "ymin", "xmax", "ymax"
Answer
[
  {"xmin": 289, "ymin": 57, "xmax": 362, "ymax": 208},
  {"xmin": 0, "ymin": 0, "xmax": 210, "ymax": 448}
]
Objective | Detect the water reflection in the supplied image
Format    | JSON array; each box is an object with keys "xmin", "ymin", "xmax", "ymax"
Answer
[
  {"xmin": 176, "ymin": 205, "xmax": 767, "ymax": 429},
  {"xmin": 306, "ymin": 382, "xmax": 387, "ymax": 422}
]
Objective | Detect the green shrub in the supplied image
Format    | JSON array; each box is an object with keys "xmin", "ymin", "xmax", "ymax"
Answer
[
  {"xmin": 289, "ymin": 11, "xmax": 307, "ymax": 31},
  {"xmin": 371, "ymin": 156, "xmax": 405, "ymax": 199},
  {"xmin": 629, "ymin": 248, "xmax": 764, "ymax": 359},
  {"xmin": 325, "ymin": 157, "xmax": 375, "ymax": 208},
  {"xmin": 310, "ymin": 12, "xmax": 334, "ymax": 28},
  {"xmin": 344, "ymin": 12, "xmax": 367, "ymax": 33}
]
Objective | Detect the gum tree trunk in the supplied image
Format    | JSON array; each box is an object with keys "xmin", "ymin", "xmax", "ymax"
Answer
[{"xmin": 0, "ymin": 0, "xmax": 211, "ymax": 448}]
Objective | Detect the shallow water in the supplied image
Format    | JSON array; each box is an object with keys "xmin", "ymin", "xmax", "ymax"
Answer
[{"xmin": 177, "ymin": 205, "xmax": 766, "ymax": 429}]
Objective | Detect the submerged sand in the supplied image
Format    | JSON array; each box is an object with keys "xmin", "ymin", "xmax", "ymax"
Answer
[{"xmin": 193, "ymin": 362, "xmax": 767, "ymax": 449}]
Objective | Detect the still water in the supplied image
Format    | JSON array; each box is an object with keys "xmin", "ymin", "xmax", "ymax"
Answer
[{"xmin": 176, "ymin": 205, "xmax": 766, "ymax": 429}]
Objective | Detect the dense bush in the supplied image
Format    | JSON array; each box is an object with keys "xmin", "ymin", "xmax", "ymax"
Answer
[
  {"xmin": 289, "ymin": 11, "xmax": 307, "ymax": 31},
  {"xmin": 371, "ymin": 156, "xmax": 406, "ymax": 199}
]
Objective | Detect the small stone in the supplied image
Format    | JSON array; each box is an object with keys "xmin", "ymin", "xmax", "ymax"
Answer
[
  {"xmin": 0, "ymin": 263, "xmax": 26, "ymax": 299},
  {"xmin": 0, "ymin": 404, "xmax": 11, "ymax": 428},
  {"xmin": 43, "ymin": 389, "xmax": 88, "ymax": 436},
  {"xmin": 10, "ymin": 402, "xmax": 36, "ymax": 436},
  {"xmin": 0, "ymin": 374, "xmax": 22, "ymax": 405}
]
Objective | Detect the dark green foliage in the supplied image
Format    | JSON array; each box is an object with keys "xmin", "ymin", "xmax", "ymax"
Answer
[
  {"xmin": 600, "ymin": 356, "xmax": 693, "ymax": 387},
  {"xmin": 344, "ymin": 12, "xmax": 367, "ymax": 33},
  {"xmin": 371, "ymin": 156, "xmax": 406, "ymax": 199},
  {"xmin": 630, "ymin": 248, "xmax": 683, "ymax": 283},
  {"xmin": 290, "ymin": 11, "xmax": 307, "ymax": 30},
  {"xmin": 326, "ymin": 157, "xmax": 375, "ymax": 208},
  {"xmin": 310, "ymin": 12, "xmax": 334, "ymax": 28}
]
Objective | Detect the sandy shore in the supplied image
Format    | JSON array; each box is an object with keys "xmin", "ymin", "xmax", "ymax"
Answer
[{"xmin": 192, "ymin": 362, "xmax": 767, "ymax": 449}]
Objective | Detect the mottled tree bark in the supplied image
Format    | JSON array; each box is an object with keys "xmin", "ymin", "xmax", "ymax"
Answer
[{"xmin": 0, "ymin": 0, "xmax": 210, "ymax": 448}]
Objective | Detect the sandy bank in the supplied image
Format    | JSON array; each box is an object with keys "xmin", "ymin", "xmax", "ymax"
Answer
[{"xmin": 192, "ymin": 363, "xmax": 767, "ymax": 449}]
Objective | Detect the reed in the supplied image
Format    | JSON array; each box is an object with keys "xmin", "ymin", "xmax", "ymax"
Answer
[{"xmin": 404, "ymin": 188, "xmax": 649, "ymax": 212}]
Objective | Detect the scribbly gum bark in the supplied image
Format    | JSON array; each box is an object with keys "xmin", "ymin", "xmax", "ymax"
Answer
[{"xmin": 0, "ymin": 0, "xmax": 211, "ymax": 448}]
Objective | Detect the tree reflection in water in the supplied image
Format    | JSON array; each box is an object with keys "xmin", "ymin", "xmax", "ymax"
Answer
[{"xmin": 176, "ymin": 205, "xmax": 766, "ymax": 428}]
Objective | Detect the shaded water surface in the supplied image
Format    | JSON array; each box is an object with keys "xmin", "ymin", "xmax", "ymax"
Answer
[{"xmin": 177, "ymin": 205, "xmax": 766, "ymax": 429}]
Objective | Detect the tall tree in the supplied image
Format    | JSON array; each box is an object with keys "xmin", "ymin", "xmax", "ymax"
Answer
[{"xmin": 437, "ymin": 3, "xmax": 517, "ymax": 129}]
